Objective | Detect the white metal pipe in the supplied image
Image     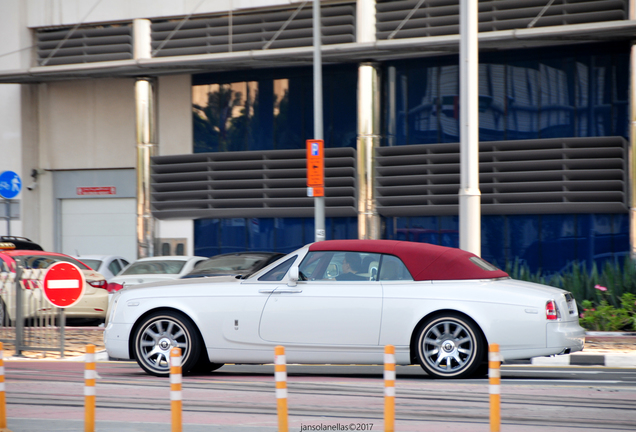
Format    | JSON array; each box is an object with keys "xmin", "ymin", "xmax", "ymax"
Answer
[
  {"xmin": 134, "ymin": 19, "xmax": 157, "ymax": 258},
  {"xmin": 630, "ymin": 42, "xmax": 636, "ymax": 260},
  {"xmin": 459, "ymin": 0, "xmax": 481, "ymax": 256},
  {"xmin": 629, "ymin": 0, "xmax": 636, "ymax": 260},
  {"xmin": 133, "ymin": 19, "xmax": 152, "ymax": 60},
  {"xmin": 357, "ymin": 63, "xmax": 381, "ymax": 240},
  {"xmin": 356, "ymin": 0, "xmax": 380, "ymax": 240},
  {"xmin": 313, "ymin": 0, "xmax": 325, "ymax": 242}
]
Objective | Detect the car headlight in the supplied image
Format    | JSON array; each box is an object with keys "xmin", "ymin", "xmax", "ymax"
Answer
[{"xmin": 106, "ymin": 292, "xmax": 121, "ymax": 325}]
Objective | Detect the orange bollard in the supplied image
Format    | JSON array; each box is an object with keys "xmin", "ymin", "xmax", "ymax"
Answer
[
  {"xmin": 274, "ymin": 346, "xmax": 288, "ymax": 432},
  {"xmin": 84, "ymin": 344, "xmax": 96, "ymax": 432},
  {"xmin": 0, "ymin": 342, "xmax": 6, "ymax": 430},
  {"xmin": 170, "ymin": 348, "xmax": 183, "ymax": 432},
  {"xmin": 384, "ymin": 345, "xmax": 396, "ymax": 432},
  {"xmin": 489, "ymin": 343, "xmax": 501, "ymax": 432},
  {"xmin": 0, "ymin": 342, "xmax": 10, "ymax": 432}
]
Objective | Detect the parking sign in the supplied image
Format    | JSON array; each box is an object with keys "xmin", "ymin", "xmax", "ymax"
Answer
[{"xmin": 306, "ymin": 140, "xmax": 324, "ymax": 197}]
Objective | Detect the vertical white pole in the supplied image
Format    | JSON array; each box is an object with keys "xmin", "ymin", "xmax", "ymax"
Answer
[
  {"xmin": 313, "ymin": 0, "xmax": 325, "ymax": 242},
  {"xmin": 133, "ymin": 19, "xmax": 157, "ymax": 259},
  {"xmin": 459, "ymin": 0, "xmax": 481, "ymax": 256},
  {"xmin": 629, "ymin": 0, "xmax": 636, "ymax": 261},
  {"xmin": 356, "ymin": 0, "xmax": 381, "ymax": 240}
]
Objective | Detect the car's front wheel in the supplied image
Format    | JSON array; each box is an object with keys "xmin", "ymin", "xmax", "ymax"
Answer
[
  {"xmin": 0, "ymin": 299, "xmax": 8, "ymax": 326},
  {"xmin": 132, "ymin": 311, "xmax": 201, "ymax": 377},
  {"xmin": 414, "ymin": 313, "xmax": 485, "ymax": 379}
]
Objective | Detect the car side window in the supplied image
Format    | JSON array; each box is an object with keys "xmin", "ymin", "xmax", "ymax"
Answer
[
  {"xmin": 258, "ymin": 256, "xmax": 297, "ymax": 282},
  {"xmin": 109, "ymin": 260, "xmax": 122, "ymax": 276},
  {"xmin": 379, "ymin": 255, "xmax": 413, "ymax": 281},
  {"xmin": 299, "ymin": 251, "xmax": 381, "ymax": 281}
]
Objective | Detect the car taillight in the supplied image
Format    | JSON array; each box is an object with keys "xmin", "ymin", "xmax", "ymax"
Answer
[
  {"xmin": 107, "ymin": 282, "xmax": 124, "ymax": 293},
  {"xmin": 89, "ymin": 280, "xmax": 108, "ymax": 290},
  {"xmin": 546, "ymin": 300, "xmax": 559, "ymax": 320}
]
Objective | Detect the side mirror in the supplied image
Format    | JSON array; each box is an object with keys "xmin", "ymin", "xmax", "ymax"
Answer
[{"xmin": 287, "ymin": 266, "xmax": 299, "ymax": 287}]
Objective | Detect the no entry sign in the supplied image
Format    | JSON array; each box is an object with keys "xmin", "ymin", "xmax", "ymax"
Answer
[{"xmin": 42, "ymin": 262, "xmax": 86, "ymax": 308}]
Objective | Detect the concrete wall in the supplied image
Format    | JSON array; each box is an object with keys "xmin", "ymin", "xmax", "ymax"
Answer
[
  {"xmin": 39, "ymin": 79, "xmax": 137, "ymax": 170},
  {"xmin": 0, "ymin": 0, "xmax": 31, "ymax": 236},
  {"xmin": 1, "ymin": 0, "xmax": 282, "ymax": 249},
  {"xmin": 158, "ymin": 74, "xmax": 192, "ymax": 156},
  {"xmin": 26, "ymin": 0, "xmax": 296, "ymax": 27},
  {"xmin": 157, "ymin": 74, "xmax": 194, "ymax": 254},
  {"xmin": 26, "ymin": 74, "xmax": 195, "ymax": 251}
]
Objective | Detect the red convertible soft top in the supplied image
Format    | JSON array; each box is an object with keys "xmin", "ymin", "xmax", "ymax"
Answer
[{"xmin": 309, "ymin": 240, "xmax": 509, "ymax": 281}]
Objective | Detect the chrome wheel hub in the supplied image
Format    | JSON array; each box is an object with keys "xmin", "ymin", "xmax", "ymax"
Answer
[
  {"xmin": 442, "ymin": 340, "xmax": 455, "ymax": 353},
  {"xmin": 158, "ymin": 337, "xmax": 172, "ymax": 351},
  {"xmin": 422, "ymin": 320, "xmax": 475, "ymax": 374},
  {"xmin": 138, "ymin": 318, "xmax": 189, "ymax": 373}
]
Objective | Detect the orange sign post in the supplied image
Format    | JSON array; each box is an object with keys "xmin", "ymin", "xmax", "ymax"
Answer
[{"xmin": 306, "ymin": 139, "xmax": 324, "ymax": 197}]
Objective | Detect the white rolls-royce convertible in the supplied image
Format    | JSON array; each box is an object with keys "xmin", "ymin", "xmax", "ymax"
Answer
[{"xmin": 104, "ymin": 240, "xmax": 585, "ymax": 379}]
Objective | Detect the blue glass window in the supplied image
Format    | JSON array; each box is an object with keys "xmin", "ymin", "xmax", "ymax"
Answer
[
  {"xmin": 384, "ymin": 214, "xmax": 629, "ymax": 275},
  {"xmin": 195, "ymin": 217, "xmax": 358, "ymax": 256},
  {"xmin": 193, "ymin": 66, "xmax": 357, "ymax": 153},
  {"xmin": 385, "ymin": 43, "xmax": 629, "ymax": 145}
]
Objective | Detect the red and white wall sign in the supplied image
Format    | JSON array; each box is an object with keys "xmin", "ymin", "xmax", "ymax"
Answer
[{"xmin": 76, "ymin": 186, "xmax": 116, "ymax": 196}]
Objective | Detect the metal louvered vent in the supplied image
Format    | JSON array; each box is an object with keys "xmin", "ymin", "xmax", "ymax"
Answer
[
  {"xmin": 36, "ymin": 25, "xmax": 133, "ymax": 66},
  {"xmin": 151, "ymin": 147, "xmax": 357, "ymax": 220},
  {"xmin": 376, "ymin": 137, "xmax": 627, "ymax": 216},
  {"xmin": 151, "ymin": 3, "xmax": 355, "ymax": 57},
  {"xmin": 376, "ymin": 0, "xmax": 627, "ymax": 40}
]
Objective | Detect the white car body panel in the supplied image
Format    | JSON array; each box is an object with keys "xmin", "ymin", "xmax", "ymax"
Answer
[
  {"xmin": 259, "ymin": 280, "xmax": 383, "ymax": 346},
  {"xmin": 109, "ymin": 256, "xmax": 207, "ymax": 287}
]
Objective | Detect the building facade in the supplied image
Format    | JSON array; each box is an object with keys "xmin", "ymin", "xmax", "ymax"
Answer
[{"xmin": 0, "ymin": 0, "xmax": 634, "ymax": 274}]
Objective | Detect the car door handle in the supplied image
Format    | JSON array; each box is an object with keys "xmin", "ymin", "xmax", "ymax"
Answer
[
  {"xmin": 259, "ymin": 289, "xmax": 276, "ymax": 294},
  {"xmin": 259, "ymin": 288, "xmax": 303, "ymax": 294}
]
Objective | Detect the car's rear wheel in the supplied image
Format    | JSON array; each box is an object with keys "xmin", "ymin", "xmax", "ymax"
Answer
[
  {"xmin": 192, "ymin": 354, "xmax": 224, "ymax": 374},
  {"xmin": 132, "ymin": 311, "xmax": 201, "ymax": 377},
  {"xmin": 415, "ymin": 313, "xmax": 484, "ymax": 379}
]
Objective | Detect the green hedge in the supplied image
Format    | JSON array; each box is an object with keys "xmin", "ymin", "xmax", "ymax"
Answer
[{"xmin": 505, "ymin": 258, "xmax": 636, "ymax": 332}]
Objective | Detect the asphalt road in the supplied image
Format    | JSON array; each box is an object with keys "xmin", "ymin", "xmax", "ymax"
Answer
[{"xmin": 4, "ymin": 360, "xmax": 636, "ymax": 432}]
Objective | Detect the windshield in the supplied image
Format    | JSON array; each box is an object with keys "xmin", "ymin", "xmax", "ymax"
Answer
[
  {"xmin": 121, "ymin": 260, "xmax": 186, "ymax": 275},
  {"xmin": 80, "ymin": 259, "xmax": 102, "ymax": 271},
  {"xmin": 192, "ymin": 255, "xmax": 267, "ymax": 273},
  {"xmin": 16, "ymin": 254, "xmax": 90, "ymax": 270}
]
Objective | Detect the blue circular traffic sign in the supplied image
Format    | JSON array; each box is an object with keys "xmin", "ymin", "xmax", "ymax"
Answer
[{"xmin": 0, "ymin": 171, "xmax": 22, "ymax": 199}]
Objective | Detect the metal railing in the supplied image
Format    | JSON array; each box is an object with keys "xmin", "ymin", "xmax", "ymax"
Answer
[{"xmin": 0, "ymin": 259, "xmax": 66, "ymax": 357}]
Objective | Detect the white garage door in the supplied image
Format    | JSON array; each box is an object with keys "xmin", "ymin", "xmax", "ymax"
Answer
[{"xmin": 61, "ymin": 198, "xmax": 136, "ymax": 261}]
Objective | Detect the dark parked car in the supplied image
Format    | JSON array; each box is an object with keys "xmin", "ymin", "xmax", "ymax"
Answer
[
  {"xmin": 0, "ymin": 236, "xmax": 43, "ymax": 251},
  {"xmin": 181, "ymin": 252, "xmax": 285, "ymax": 279}
]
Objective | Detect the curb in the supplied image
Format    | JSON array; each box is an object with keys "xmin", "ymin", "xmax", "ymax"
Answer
[{"xmin": 506, "ymin": 352, "xmax": 636, "ymax": 367}]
